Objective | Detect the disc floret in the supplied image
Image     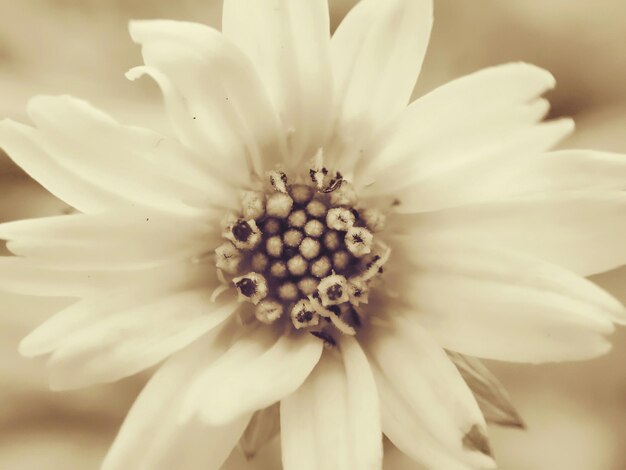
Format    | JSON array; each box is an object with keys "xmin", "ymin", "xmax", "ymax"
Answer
[{"xmin": 213, "ymin": 165, "xmax": 390, "ymax": 345}]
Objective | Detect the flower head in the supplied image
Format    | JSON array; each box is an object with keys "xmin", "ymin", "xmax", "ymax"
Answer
[{"xmin": 2, "ymin": 0, "xmax": 626, "ymax": 468}]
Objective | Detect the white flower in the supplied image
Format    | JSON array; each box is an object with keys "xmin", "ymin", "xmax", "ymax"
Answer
[{"xmin": 1, "ymin": 0, "xmax": 626, "ymax": 469}]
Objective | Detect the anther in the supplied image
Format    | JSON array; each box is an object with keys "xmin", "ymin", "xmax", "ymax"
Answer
[
  {"xmin": 283, "ymin": 229, "xmax": 304, "ymax": 248},
  {"xmin": 241, "ymin": 191, "xmax": 265, "ymax": 220},
  {"xmin": 311, "ymin": 256, "xmax": 332, "ymax": 278},
  {"xmin": 323, "ymin": 231, "xmax": 341, "ymax": 251},
  {"xmin": 317, "ymin": 274, "xmax": 349, "ymax": 306},
  {"xmin": 304, "ymin": 219, "xmax": 324, "ymax": 238},
  {"xmin": 345, "ymin": 226, "xmax": 374, "ymax": 257},
  {"xmin": 332, "ymin": 250, "xmax": 351, "ymax": 271},
  {"xmin": 251, "ymin": 252, "xmax": 269, "ymax": 272},
  {"xmin": 291, "ymin": 300, "xmax": 320, "ymax": 329},
  {"xmin": 266, "ymin": 235, "xmax": 283, "ymax": 258},
  {"xmin": 270, "ymin": 260, "xmax": 288, "ymax": 279},
  {"xmin": 268, "ymin": 170, "xmax": 288, "ymax": 193},
  {"xmin": 326, "ymin": 207, "xmax": 356, "ymax": 231},
  {"xmin": 289, "ymin": 184, "xmax": 314, "ymax": 204},
  {"xmin": 361, "ymin": 208, "xmax": 386, "ymax": 232},
  {"xmin": 329, "ymin": 181, "xmax": 357, "ymax": 206},
  {"xmin": 266, "ymin": 192, "xmax": 293, "ymax": 218},
  {"xmin": 347, "ymin": 277, "xmax": 369, "ymax": 305},
  {"xmin": 306, "ymin": 200, "xmax": 327, "ymax": 218},
  {"xmin": 224, "ymin": 219, "xmax": 262, "ymax": 250},
  {"xmin": 255, "ymin": 299, "xmax": 284, "ymax": 324},
  {"xmin": 299, "ymin": 237, "xmax": 321, "ymax": 260},
  {"xmin": 233, "ymin": 272, "xmax": 268, "ymax": 305},
  {"xmin": 298, "ymin": 277, "xmax": 319, "ymax": 296},
  {"xmin": 278, "ymin": 282, "xmax": 299, "ymax": 302},
  {"xmin": 214, "ymin": 242, "xmax": 242, "ymax": 275},
  {"xmin": 287, "ymin": 209, "xmax": 307, "ymax": 228},
  {"xmin": 287, "ymin": 255, "xmax": 309, "ymax": 276}
]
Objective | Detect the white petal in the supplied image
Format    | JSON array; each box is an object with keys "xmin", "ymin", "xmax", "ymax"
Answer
[
  {"xmin": 102, "ymin": 324, "xmax": 250, "ymax": 470},
  {"xmin": 0, "ymin": 119, "xmax": 127, "ymax": 213},
  {"xmin": 46, "ymin": 292, "xmax": 237, "ymax": 389},
  {"xmin": 376, "ymin": 147, "xmax": 626, "ymax": 213},
  {"xmin": 18, "ymin": 262, "xmax": 211, "ymax": 358},
  {"xmin": 0, "ymin": 256, "xmax": 208, "ymax": 297},
  {"xmin": 129, "ymin": 20, "xmax": 286, "ymax": 177},
  {"xmin": 281, "ymin": 337, "xmax": 382, "ymax": 470},
  {"xmin": 222, "ymin": 0, "xmax": 333, "ymax": 164},
  {"xmin": 359, "ymin": 63, "xmax": 555, "ymax": 185},
  {"xmin": 25, "ymin": 95, "xmax": 206, "ymax": 214},
  {"xmin": 361, "ymin": 118, "xmax": 572, "ymax": 207},
  {"xmin": 391, "ymin": 238, "xmax": 620, "ymax": 362},
  {"xmin": 0, "ymin": 210, "xmax": 215, "ymax": 269},
  {"xmin": 182, "ymin": 327, "xmax": 323, "ymax": 426},
  {"xmin": 331, "ymin": 0, "xmax": 432, "ymax": 140},
  {"xmin": 392, "ymin": 191, "xmax": 626, "ymax": 276},
  {"xmin": 366, "ymin": 316, "xmax": 493, "ymax": 469}
]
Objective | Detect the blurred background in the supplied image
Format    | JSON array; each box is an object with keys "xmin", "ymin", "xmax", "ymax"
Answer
[{"xmin": 1, "ymin": 0, "xmax": 626, "ymax": 468}]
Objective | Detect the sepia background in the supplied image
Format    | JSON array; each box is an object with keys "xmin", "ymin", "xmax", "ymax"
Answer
[{"xmin": 1, "ymin": 0, "xmax": 626, "ymax": 468}]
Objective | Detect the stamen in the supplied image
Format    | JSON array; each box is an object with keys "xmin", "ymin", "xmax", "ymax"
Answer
[
  {"xmin": 306, "ymin": 200, "xmax": 327, "ymax": 218},
  {"xmin": 298, "ymin": 277, "xmax": 319, "ymax": 296},
  {"xmin": 344, "ymin": 227, "xmax": 373, "ymax": 257},
  {"xmin": 304, "ymin": 219, "xmax": 324, "ymax": 238},
  {"xmin": 214, "ymin": 242, "xmax": 242, "ymax": 274},
  {"xmin": 326, "ymin": 207, "xmax": 356, "ymax": 231},
  {"xmin": 268, "ymin": 170, "xmax": 288, "ymax": 193},
  {"xmin": 287, "ymin": 209, "xmax": 307, "ymax": 228},
  {"xmin": 283, "ymin": 228, "xmax": 304, "ymax": 247},
  {"xmin": 291, "ymin": 300, "xmax": 320, "ymax": 329},
  {"xmin": 255, "ymin": 299, "xmax": 284, "ymax": 324},
  {"xmin": 361, "ymin": 208, "xmax": 386, "ymax": 232},
  {"xmin": 266, "ymin": 193, "xmax": 293, "ymax": 218},
  {"xmin": 266, "ymin": 235, "xmax": 284, "ymax": 258},
  {"xmin": 278, "ymin": 282, "xmax": 299, "ymax": 301},
  {"xmin": 332, "ymin": 250, "xmax": 351, "ymax": 271},
  {"xmin": 317, "ymin": 274, "xmax": 349, "ymax": 306},
  {"xmin": 323, "ymin": 230, "xmax": 341, "ymax": 251},
  {"xmin": 251, "ymin": 252, "xmax": 269, "ymax": 272},
  {"xmin": 299, "ymin": 237, "xmax": 321, "ymax": 260},
  {"xmin": 270, "ymin": 260, "xmax": 288, "ymax": 279},
  {"xmin": 311, "ymin": 256, "xmax": 332, "ymax": 278},
  {"xmin": 224, "ymin": 219, "xmax": 262, "ymax": 250},
  {"xmin": 241, "ymin": 191, "xmax": 265, "ymax": 220},
  {"xmin": 287, "ymin": 255, "xmax": 308, "ymax": 276},
  {"xmin": 347, "ymin": 277, "xmax": 369, "ymax": 305},
  {"xmin": 289, "ymin": 184, "xmax": 314, "ymax": 204},
  {"xmin": 233, "ymin": 272, "xmax": 268, "ymax": 305},
  {"xmin": 329, "ymin": 181, "xmax": 357, "ymax": 206},
  {"xmin": 262, "ymin": 218, "xmax": 281, "ymax": 235}
]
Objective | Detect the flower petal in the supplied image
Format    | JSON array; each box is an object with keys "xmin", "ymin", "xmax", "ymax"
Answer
[
  {"xmin": 376, "ymin": 147, "xmax": 626, "ymax": 213},
  {"xmin": 130, "ymin": 19, "xmax": 287, "ymax": 177},
  {"xmin": 222, "ymin": 0, "xmax": 333, "ymax": 164},
  {"xmin": 358, "ymin": 63, "xmax": 556, "ymax": 182},
  {"xmin": 46, "ymin": 291, "xmax": 237, "ymax": 389},
  {"xmin": 0, "ymin": 119, "xmax": 127, "ymax": 213},
  {"xmin": 331, "ymin": 0, "xmax": 433, "ymax": 139},
  {"xmin": 25, "ymin": 95, "xmax": 208, "ymax": 214},
  {"xmin": 281, "ymin": 336, "xmax": 382, "ymax": 470},
  {"xmin": 102, "ymin": 324, "xmax": 250, "ymax": 470},
  {"xmin": 391, "ymin": 238, "xmax": 621, "ymax": 362},
  {"xmin": 0, "ymin": 256, "xmax": 208, "ymax": 297},
  {"xmin": 0, "ymin": 210, "xmax": 216, "ymax": 269},
  {"xmin": 181, "ymin": 326, "xmax": 323, "ymax": 426},
  {"xmin": 390, "ymin": 191, "xmax": 626, "ymax": 276},
  {"xmin": 365, "ymin": 314, "xmax": 494, "ymax": 469}
]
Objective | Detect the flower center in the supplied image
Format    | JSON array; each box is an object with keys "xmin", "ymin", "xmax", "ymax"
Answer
[{"xmin": 214, "ymin": 167, "xmax": 390, "ymax": 345}]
